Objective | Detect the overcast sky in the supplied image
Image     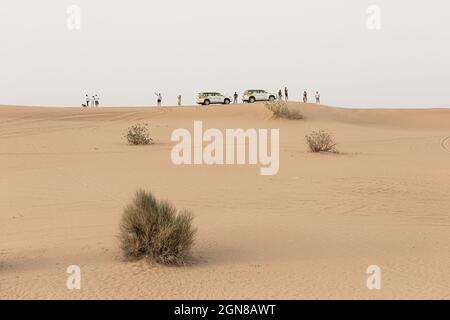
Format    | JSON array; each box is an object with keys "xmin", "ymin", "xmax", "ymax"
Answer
[{"xmin": 1, "ymin": 0, "xmax": 449, "ymax": 108}]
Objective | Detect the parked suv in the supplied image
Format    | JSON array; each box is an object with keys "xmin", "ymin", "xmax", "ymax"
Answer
[
  {"xmin": 197, "ymin": 92, "xmax": 231, "ymax": 106},
  {"xmin": 242, "ymin": 90, "xmax": 276, "ymax": 103}
]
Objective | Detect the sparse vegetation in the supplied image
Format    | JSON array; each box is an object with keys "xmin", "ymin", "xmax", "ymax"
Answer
[
  {"xmin": 119, "ymin": 190, "xmax": 196, "ymax": 266},
  {"xmin": 124, "ymin": 123, "xmax": 153, "ymax": 145},
  {"xmin": 265, "ymin": 101, "xmax": 303, "ymax": 120},
  {"xmin": 305, "ymin": 129, "xmax": 337, "ymax": 153}
]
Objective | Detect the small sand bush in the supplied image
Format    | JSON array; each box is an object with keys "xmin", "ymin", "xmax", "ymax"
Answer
[
  {"xmin": 119, "ymin": 190, "xmax": 196, "ymax": 265},
  {"xmin": 305, "ymin": 129, "xmax": 337, "ymax": 153},
  {"xmin": 125, "ymin": 123, "xmax": 153, "ymax": 145},
  {"xmin": 265, "ymin": 101, "xmax": 303, "ymax": 120}
]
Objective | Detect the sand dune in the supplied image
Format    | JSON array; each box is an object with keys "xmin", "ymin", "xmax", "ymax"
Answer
[{"xmin": 1, "ymin": 102, "xmax": 449, "ymax": 299}]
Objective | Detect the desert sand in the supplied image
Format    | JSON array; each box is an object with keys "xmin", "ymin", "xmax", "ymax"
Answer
[{"xmin": 0, "ymin": 102, "xmax": 449, "ymax": 299}]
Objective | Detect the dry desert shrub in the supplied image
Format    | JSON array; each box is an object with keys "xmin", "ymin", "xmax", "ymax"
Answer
[
  {"xmin": 305, "ymin": 129, "xmax": 337, "ymax": 153},
  {"xmin": 124, "ymin": 123, "xmax": 153, "ymax": 145},
  {"xmin": 119, "ymin": 190, "xmax": 196, "ymax": 265},
  {"xmin": 265, "ymin": 101, "xmax": 303, "ymax": 120}
]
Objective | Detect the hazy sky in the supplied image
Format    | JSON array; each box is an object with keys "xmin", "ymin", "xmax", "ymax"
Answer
[{"xmin": 1, "ymin": 0, "xmax": 449, "ymax": 108}]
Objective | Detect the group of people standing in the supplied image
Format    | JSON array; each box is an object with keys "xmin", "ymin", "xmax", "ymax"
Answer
[
  {"xmin": 84, "ymin": 90, "xmax": 320, "ymax": 107},
  {"xmin": 155, "ymin": 93, "xmax": 183, "ymax": 107},
  {"xmin": 278, "ymin": 87, "xmax": 321, "ymax": 104},
  {"xmin": 278, "ymin": 87, "xmax": 290, "ymax": 101},
  {"xmin": 83, "ymin": 94, "xmax": 100, "ymax": 107},
  {"xmin": 304, "ymin": 91, "xmax": 321, "ymax": 104}
]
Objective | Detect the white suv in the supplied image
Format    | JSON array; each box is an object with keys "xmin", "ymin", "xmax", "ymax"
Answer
[
  {"xmin": 242, "ymin": 90, "xmax": 276, "ymax": 103},
  {"xmin": 197, "ymin": 92, "xmax": 231, "ymax": 106}
]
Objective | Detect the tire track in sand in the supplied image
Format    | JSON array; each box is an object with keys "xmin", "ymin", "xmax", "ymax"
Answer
[{"xmin": 440, "ymin": 136, "xmax": 450, "ymax": 152}]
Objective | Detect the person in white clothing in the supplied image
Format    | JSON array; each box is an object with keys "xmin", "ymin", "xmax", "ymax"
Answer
[{"xmin": 95, "ymin": 95, "xmax": 100, "ymax": 107}]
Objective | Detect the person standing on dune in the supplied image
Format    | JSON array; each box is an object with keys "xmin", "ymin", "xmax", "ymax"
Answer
[
  {"xmin": 303, "ymin": 91, "xmax": 308, "ymax": 103},
  {"xmin": 315, "ymin": 91, "xmax": 321, "ymax": 104},
  {"xmin": 94, "ymin": 94, "xmax": 100, "ymax": 107},
  {"xmin": 155, "ymin": 92, "xmax": 162, "ymax": 106},
  {"xmin": 278, "ymin": 89, "xmax": 283, "ymax": 101},
  {"xmin": 234, "ymin": 92, "xmax": 238, "ymax": 104},
  {"xmin": 177, "ymin": 94, "xmax": 182, "ymax": 106},
  {"xmin": 284, "ymin": 87, "xmax": 289, "ymax": 101},
  {"xmin": 85, "ymin": 94, "xmax": 90, "ymax": 107}
]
